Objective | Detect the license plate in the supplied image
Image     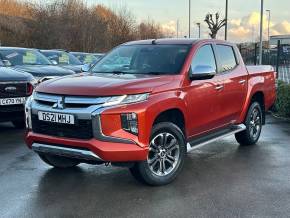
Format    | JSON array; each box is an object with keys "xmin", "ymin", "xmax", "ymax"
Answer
[
  {"xmin": 0, "ymin": 97, "xmax": 26, "ymax": 105},
  {"xmin": 38, "ymin": 111, "xmax": 75, "ymax": 125}
]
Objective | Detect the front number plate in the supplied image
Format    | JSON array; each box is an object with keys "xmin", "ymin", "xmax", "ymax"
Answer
[{"xmin": 38, "ymin": 111, "xmax": 75, "ymax": 125}]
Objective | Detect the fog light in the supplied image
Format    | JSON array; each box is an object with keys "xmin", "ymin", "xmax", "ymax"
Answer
[{"xmin": 121, "ymin": 113, "xmax": 138, "ymax": 135}]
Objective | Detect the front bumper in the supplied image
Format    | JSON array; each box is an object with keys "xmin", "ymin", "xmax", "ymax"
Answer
[
  {"xmin": 26, "ymin": 132, "xmax": 148, "ymax": 162},
  {"xmin": 25, "ymin": 92, "xmax": 149, "ymax": 162}
]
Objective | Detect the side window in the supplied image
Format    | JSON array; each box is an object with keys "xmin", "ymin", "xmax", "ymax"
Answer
[
  {"xmin": 191, "ymin": 45, "xmax": 216, "ymax": 72},
  {"xmin": 216, "ymin": 45, "xmax": 237, "ymax": 72}
]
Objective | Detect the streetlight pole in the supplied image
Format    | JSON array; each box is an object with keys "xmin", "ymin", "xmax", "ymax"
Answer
[
  {"xmin": 259, "ymin": 0, "xmax": 264, "ymax": 65},
  {"xmin": 196, "ymin": 23, "xmax": 201, "ymax": 38},
  {"xmin": 225, "ymin": 0, "xmax": 228, "ymax": 40},
  {"xmin": 266, "ymin": 10, "xmax": 271, "ymax": 47},
  {"xmin": 189, "ymin": 0, "xmax": 191, "ymax": 38},
  {"xmin": 176, "ymin": 19, "xmax": 179, "ymax": 38},
  {"xmin": 266, "ymin": 9, "xmax": 271, "ymax": 64}
]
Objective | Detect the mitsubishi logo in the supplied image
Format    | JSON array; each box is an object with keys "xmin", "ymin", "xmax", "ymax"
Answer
[{"xmin": 52, "ymin": 97, "xmax": 65, "ymax": 109}]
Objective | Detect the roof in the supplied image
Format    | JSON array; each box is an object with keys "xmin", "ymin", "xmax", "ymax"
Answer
[
  {"xmin": 122, "ymin": 38, "xmax": 230, "ymax": 46},
  {"xmin": 123, "ymin": 38, "xmax": 199, "ymax": 46},
  {"xmin": 40, "ymin": 49, "xmax": 67, "ymax": 53},
  {"xmin": 0, "ymin": 47, "xmax": 37, "ymax": 51}
]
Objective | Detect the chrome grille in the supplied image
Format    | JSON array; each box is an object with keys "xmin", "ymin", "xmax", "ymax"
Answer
[{"xmin": 34, "ymin": 92, "xmax": 110, "ymax": 108}]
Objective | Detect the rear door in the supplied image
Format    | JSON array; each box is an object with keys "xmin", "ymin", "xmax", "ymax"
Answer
[{"xmin": 213, "ymin": 44, "xmax": 248, "ymax": 124}]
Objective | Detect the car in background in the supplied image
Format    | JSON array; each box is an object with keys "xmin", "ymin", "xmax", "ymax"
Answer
[
  {"xmin": 40, "ymin": 50, "xmax": 84, "ymax": 73},
  {"xmin": 0, "ymin": 61, "xmax": 35, "ymax": 128},
  {"xmin": 70, "ymin": 52, "xmax": 104, "ymax": 65},
  {"xmin": 0, "ymin": 47, "xmax": 75, "ymax": 83}
]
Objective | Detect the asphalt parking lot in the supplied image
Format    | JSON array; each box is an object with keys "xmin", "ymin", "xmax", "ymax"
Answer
[{"xmin": 0, "ymin": 115, "xmax": 290, "ymax": 218}]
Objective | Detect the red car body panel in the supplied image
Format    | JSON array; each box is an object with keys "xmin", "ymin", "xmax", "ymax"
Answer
[{"xmin": 25, "ymin": 39, "xmax": 276, "ymax": 162}]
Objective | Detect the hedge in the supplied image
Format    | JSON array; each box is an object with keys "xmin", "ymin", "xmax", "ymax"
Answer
[{"xmin": 274, "ymin": 81, "xmax": 290, "ymax": 118}]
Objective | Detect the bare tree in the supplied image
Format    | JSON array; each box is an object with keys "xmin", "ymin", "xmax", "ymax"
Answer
[
  {"xmin": 0, "ymin": 0, "xmax": 168, "ymax": 52},
  {"xmin": 204, "ymin": 13, "xmax": 226, "ymax": 39},
  {"xmin": 137, "ymin": 20, "xmax": 164, "ymax": 40}
]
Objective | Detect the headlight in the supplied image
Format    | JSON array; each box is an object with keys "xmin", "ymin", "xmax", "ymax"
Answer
[{"xmin": 103, "ymin": 93, "xmax": 149, "ymax": 107}]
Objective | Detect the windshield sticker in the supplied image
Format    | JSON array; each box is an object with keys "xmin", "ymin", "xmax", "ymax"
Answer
[
  {"xmin": 59, "ymin": 53, "xmax": 69, "ymax": 64},
  {"xmin": 5, "ymin": 52, "xmax": 19, "ymax": 59},
  {"xmin": 23, "ymin": 51, "xmax": 37, "ymax": 64},
  {"xmin": 84, "ymin": 55, "xmax": 94, "ymax": 63}
]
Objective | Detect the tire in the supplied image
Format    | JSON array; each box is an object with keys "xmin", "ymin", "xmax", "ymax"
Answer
[
  {"xmin": 39, "ymin": 154, "xmax": 80, "ymax": 168},
  {"xmin": 235, "ymin": 102, "xmax": 263, "ymax": 146},
  {"xmin": 129, "ymin": 122, "xmax": 186, "ymax": 186},
  {"xmin": 12, "ymin": 120, "xmax": 25, "ymax": 129}
]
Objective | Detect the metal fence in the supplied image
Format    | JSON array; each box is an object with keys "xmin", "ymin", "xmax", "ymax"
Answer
[{"xmin": 239, "ymin": 41, "xmax": 290, "ymax": 83}]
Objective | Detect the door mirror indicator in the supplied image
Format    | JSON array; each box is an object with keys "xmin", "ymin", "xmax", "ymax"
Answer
[{"xmin": 189, "ymin": 65, "xmax": 216, "ymax": 80}]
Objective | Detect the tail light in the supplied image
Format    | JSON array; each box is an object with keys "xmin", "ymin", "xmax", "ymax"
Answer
[{"xmin": 27, "ymin": 83, "xmax": 34, "ymax": 96}]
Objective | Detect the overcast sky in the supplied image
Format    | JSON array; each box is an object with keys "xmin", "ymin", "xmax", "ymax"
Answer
[{"xmin": 30, "ymin": 0, "xmax": 290, "ymax": 42}]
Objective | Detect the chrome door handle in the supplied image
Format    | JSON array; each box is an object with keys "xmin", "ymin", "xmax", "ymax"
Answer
[
  {"xmin": 239, "ymin": 80, "xmax": 246, "ymax": 84},
  {"xmin": 215, "ymin": 85, "xmax": 224, "ymax": 90}
]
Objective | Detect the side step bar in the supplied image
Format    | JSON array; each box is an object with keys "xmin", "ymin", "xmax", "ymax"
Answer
[
  {"xmin": 32, "ymin": 143, "xmax": 104, "ymax": 162},
  {"xmin": 187, "ymin": 124, "xmax": 246, "ymax": 153}
]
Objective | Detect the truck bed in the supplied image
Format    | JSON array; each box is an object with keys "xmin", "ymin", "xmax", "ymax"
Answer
[{"xmin": 246, "ymin": 65, "xmax": 275, "ymax": 75}]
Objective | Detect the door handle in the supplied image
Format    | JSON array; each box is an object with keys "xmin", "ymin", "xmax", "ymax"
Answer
[
  {"xmin": 239, "ymin": 79, "xmax": 246, "ymax": 84},
  {"xmin": 215, "ymin": 85, "xmax": 224, "ymax": 90}
]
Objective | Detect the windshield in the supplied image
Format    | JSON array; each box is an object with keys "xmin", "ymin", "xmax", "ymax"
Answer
[
  {"xmin": 91, "ymin": 44, "xmax": 191, "ymax": 75},
  {"xmin": 0, "ymin": 49, "xmax": 52, "ymax": 66},
  {"xmin": 41, "ymin": 51, "xmax": 82, "ymax": 65},
  {"xmin": 71, "ymin": 52, "xmax": 98, "ymax": 64}
]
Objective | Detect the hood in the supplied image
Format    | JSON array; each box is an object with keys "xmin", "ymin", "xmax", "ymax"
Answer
[
  {"xmin": 60, "ymin": 65, "xmax": 83, "ymax": 73},
  {"xmin": 36, "ymin": 73, "xmax": 174, "ymax": 96},
  {"xmin": 0, "ymin": 67, "xmax": 34, "ymax": 82},
  {"xmin": 11, "ymin": 65, "xmax": 75, "ymax": 77}
]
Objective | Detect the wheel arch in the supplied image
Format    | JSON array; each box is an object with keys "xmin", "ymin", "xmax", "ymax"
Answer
[
  {"xmin": 152, "ymin": 108, "xmax": 186, "ymax": 138},
  {"xmin": 250, "ymin": 91, "xmax": 265, "ymax": 124},
  {"xmin": 240, "ymin": 90, "xmax": 266, "ymax": 125}
]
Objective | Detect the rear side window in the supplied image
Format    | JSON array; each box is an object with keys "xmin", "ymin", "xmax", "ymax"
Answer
[
  {"xmin": 216, "ymin": 45, "xmax": 237, "ymax": 72},
  {"xmin": 191, "ymin": 45, "xmax": 216, "ymax": 72}
]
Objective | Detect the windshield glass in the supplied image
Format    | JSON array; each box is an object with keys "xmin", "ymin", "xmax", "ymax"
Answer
[
  {"xmin": 0, "ymin": 49, "xmax": 52, "ymax": 66},
  {"xmin": 71, "ymin": 52, "xmax": 98, "ymax": 64},
  {"xmin": 91, "ymin": 45, "xmax": 191, "ymax": 75},
  {"xmin": 42, "ymin": 51, "xmax": 82, "ymax": 65}
]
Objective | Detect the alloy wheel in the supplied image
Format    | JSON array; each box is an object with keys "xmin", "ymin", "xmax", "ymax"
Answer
[
  {"xmin": 147, "ymin": 132, "xmax": 180, "ymax": 176},
  {"xmin": 249, "ymin": 107, "xmax": 262, "ymax": 140}
]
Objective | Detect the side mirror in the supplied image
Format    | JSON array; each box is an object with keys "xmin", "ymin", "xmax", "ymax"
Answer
[
  {"xmin": 81, "ymin": 64, "xmax": 91, "ymax": 72},
  {"xmin": 189, "ymin": 65, "xmax": 216, "ymax": 80},
  {"xmin": 2, "ymin": 60, "xmax": 12, "ymax": 67},
  {"xmin": 50, "ymin": 60, "xmax": 58, "ymax": 65}
]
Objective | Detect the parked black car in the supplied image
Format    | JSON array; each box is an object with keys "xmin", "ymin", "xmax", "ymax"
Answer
[
  {"xmin": 0, "ymin": 63, "xmax": 35, "ymax": 128},
  {"xmin": 70, "ymin": 52, "xmax": 105, "ymax": 65},
  {"xmin": 0, "ymin": 47, "xmax": 75, "ymax": 83},
  {"xmin": 40, "ymin": 50, "xmax": 84, "ymax": 73}
]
